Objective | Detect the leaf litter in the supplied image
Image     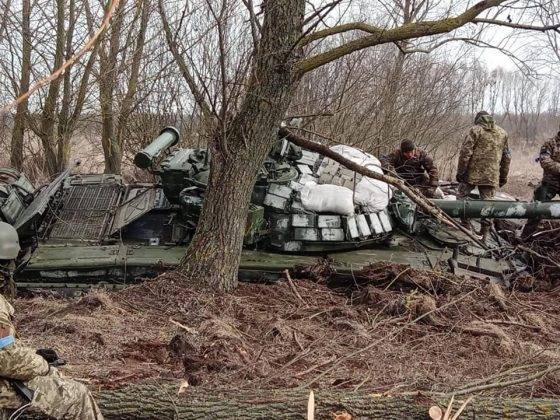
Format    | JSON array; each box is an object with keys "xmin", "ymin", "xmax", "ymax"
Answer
[{"xmin": 12, "ymin": 224, "xmax": 560, "ymax": 396}]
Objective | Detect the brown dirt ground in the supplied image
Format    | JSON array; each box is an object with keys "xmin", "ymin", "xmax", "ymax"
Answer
[{"xmin": 13, "ymin": 259, "xmax": 560, "ymax": 397}]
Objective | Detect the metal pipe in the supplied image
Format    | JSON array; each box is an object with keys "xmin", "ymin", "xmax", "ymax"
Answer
[{"xmin": 133, "ymin": 126, "xmax": 180, "ymax": 169}]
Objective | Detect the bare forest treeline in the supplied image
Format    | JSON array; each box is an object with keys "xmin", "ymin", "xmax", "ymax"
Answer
[{"xmin": 0, "ymin": 0, "xmax": 558, "ymax": 183}]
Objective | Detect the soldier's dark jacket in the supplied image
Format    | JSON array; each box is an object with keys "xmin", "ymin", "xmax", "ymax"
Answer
[
  {"xmin": 538, "ymin": 132, "xmax": 560, "ymax": 189},
  {"xmin": 380, "ymin": 148, "xmax": 439, "ymax": 186},
  {"xmin": 457, "ymin": 115, "xmax": 510, "ymax": 187}
]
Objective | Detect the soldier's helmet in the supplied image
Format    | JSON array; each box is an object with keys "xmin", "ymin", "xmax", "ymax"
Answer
[{"xmin": 0, "ymin": 222, "xmax": 20, "ymax": 260}]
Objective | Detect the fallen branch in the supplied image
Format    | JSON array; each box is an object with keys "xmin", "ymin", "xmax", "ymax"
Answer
[
  {"xmin": 170, "ymin": 318, "xmax": 198, "ymax": 335},
  {"xmin": 449, "ymin": 364, "xmax": 560, "ymax": 397},
  {"xmin": 518, "ymin": 245, "xmax": 560, "ymax": 270},
  {"xmin": 300, "ymin": 289, "xmax": 478, "ymax": 388},
  {"xmin": 279, "ymin": 128, "xmax": 487, "ymax": 248},
  {"xmin": 284, "ymin": 269, "xmax": 307, "ymax": 306}
]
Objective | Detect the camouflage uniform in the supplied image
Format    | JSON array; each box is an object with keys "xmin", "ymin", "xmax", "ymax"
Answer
[
  {"xmin": 0, "ymin": 263, "xmax": 15, "ymax": 301},
  {"xmin": 380, "ymin": 148, "xmax": 439, "ymax": 197},
  {"xmin": 456, "ymin": 113, "xmax": 511, "ymax": 234},
  {"xmin": 522, "ymin": 132, "xmax": 560, "ymax": 239},
  {"xmin": 0, "ymin": 294, "xmax": 103, "ymax": 419}
]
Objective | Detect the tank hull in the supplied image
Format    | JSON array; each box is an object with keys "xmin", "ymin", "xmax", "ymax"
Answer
[{"xmin": 16, "ymin": 242, "xmax": 513, "ymax": 290}]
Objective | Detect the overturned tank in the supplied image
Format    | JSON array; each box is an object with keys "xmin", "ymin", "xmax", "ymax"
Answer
[{"xmin": 1, "ymin": 127, "xmax": 558, "ymax": 291}]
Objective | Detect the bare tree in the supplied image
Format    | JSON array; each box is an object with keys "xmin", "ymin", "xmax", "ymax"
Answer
[
  {"xmin": 10, "ymin": 0, "xmax": 31, "ymax": 170},
  {"xmin": 98, "ymin": 0, "xmax": 152, "ymax": 174}
]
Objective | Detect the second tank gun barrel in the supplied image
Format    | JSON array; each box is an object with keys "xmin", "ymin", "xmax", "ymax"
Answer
[
  {"xmin": 432, "ymin": 199, "xmax": 560, "ymax": 219},
  {"xmin": 134, "ymin": 126, "xmax": 180, "ymax": 169}
]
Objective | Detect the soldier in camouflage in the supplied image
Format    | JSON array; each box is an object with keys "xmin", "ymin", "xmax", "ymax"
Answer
[
  {"xmin": 380, "ymin": 139, "xmax": 440, "ymax": 198},
  {"xmin": 0, "ymin": 224, "xmax": 103, "ymax": 419},
  {"xmin": 521, "ymin": 129, "xmax": 560, "ymax": 239},
  {"xmin": 456, "ymin": 111, "xmax": 511, "ymax": 240}
]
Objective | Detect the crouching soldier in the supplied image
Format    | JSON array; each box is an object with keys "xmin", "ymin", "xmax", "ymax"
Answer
[
  {"xmin": 456, "ymin": 111, "xmax": 510, "ymax": 241},
  {"xmin": 522, "ymin": 129, "xmax": 560, "ymax": 240},
  {"xmin": 380, "ymin": 139, "xmax": 440, "ymax": 197},
  {"xmin": 0, "ymin": 223, "xmax": 103, "ymax": 420}
]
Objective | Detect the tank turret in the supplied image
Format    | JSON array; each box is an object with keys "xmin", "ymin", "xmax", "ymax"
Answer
[{"xmin": 133, "ymin": 126, "xmax": 180, "ymax": 169}]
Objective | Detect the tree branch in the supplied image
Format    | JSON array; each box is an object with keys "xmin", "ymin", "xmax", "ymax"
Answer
[
  {"xmin": 296, "ymin": 0, "xmax": 507, "ymax": 75},
  {"xmin": 0, "ymin": 0, "xmax": 121, "ymax": 115},
  {"xmin": 300, "ymin": 21, "xmax": 384, "ymax": 46},
  {"xmin": 472, "ymin": 17, "xmax": 560, "ymax": 32},
  {"xmin": 158, "ymin": 0, "xmax": 214, "ymax": 120}
]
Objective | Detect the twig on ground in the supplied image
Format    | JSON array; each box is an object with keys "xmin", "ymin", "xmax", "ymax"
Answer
[
  {"xmin": 284, "ymin": 269, "xmax": 307, "ymax": 306},
  {"xmin": 449, "ymin": 364, "xmax": 560, "ymax": 396},
  {"xmin": 301, "ymin": 289, "xmax": 478, "ymax": 388},
  {"xmin": 518, "ymin": 245, "xmax": 560, "ymax": 269},
  {"xmin": 170, "ymin": 318, "xmax": 197, "ymax": 335},
  {"xmin": 487, "ymin": 319, "xmax": 542, "ymax": 331}
]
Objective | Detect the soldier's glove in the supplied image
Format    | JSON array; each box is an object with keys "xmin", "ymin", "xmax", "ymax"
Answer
[
  {"xmin": 499, "ymin": 178, "xmax": 507, "ymax": 188},
  {"xmin": 36, "ymin": 348, "xmax": 66, "ymax": 366},
  {"xmin": 456, "ymin": 170, "xmax": 467, "ymax": 183}
]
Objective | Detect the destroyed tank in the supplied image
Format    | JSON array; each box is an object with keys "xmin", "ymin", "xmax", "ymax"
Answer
[{"xmin": 2, "ymin": 127, "xmax": 560, "ymax": 291}]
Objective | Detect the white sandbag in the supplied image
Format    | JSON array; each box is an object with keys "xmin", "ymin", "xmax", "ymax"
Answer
[
  {"xmin": 300, "ymin": 184, "xmax": 355, "ymax": 215},
  {"xmin": 353, "ymin": 177, "xmax": 392, "ymax": 212},
  {"xmin": 327, "ymin": 145, "xmax": 392, "ymax": 212}
]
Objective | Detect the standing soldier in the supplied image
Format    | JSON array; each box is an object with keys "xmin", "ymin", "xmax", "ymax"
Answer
[
  {"xmin": 0, "ymin": 222, "xmax": 19, "ymax": 299},
  {"xmin": 456, "ymin": 111, "xmax": 511, "ymax": 241},
  {"xmin": 380, "ymin": 139, "xmax": 440, "ymax": 197},
  {"xmin": 521, "ymin": 129, "xmax": 560, "ymax": 240},
  {"xmin": 0, "ymin": 223, "xmax": 104, "ymax": 419}
]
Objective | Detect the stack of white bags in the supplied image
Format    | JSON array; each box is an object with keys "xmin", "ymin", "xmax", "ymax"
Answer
[{"xmin": 300, "ymin": 145, "xmax": 392, "ymax": 216}]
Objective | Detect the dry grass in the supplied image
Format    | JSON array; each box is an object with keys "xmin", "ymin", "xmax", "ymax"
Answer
[{"xmin": 13, "ymin": 263, "xmax": 560, "ymax": 397}]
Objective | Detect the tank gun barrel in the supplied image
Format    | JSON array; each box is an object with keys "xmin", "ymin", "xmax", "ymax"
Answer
[
  {"xmin": 432, "ymin": 200, "xmax": 560, "ymax": 219},
  {"xmin": 133, "ymin": 126, "xmax": 180, "ymax": 169}
]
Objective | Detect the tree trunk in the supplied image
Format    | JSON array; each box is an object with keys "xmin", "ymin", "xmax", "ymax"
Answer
[
  {"xmin": 55, "ymin": 0, "xmax": 76, "ymax": 173},
  {"xmin": 98, "ymin": 0, "xmax": 125, "ymax": 174},
  {"xmin": 26, "ymin": 383, "xmax": 560, "ymax": 419},
  {"xmin": 37, "ymin": 0, "xmax": 65, "ymax": 176},
  {"xmin": 377, "ymin": 50, "xmax": 406, "ymax": 149},
  {"xmin": 10, "ymin": 0, "xmax": 31, "ymax": 170},
  {"xmin": 115, "ymin": 0, "xmax": 149, "ymax": 149},
  {"xmin": 178, "ymin": 0, "xmax": 305, "ymax": 291}
]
